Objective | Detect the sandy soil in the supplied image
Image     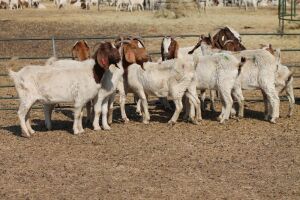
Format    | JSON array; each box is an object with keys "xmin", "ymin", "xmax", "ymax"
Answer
[{"xmin": 0, "ymin": 5, "xmax": 299, "ymax": 199}]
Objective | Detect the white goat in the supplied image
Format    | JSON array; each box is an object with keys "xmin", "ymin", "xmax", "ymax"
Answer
[
  {"xmin": 189, "ymin": 53, "xmax": 246, "ymax": 123},
  {"xmin": 239, "ymin": 0, "xmax": 257, "ymax": 10},
  {"xmin": 9, "ymin": 59, "xmax": 101, "ymax": 137},
  {"xmin": 57, "ymin": 0, "xmax": 67, "ymax": 8},
  {"xmin": 116, "ymin": 0, "xmax": 132, "ymax": 11},
  {"xmin": 199, "ymin": 40, "xmax": 281, "ymax": 123},
  {"xmin": 129, "ymin": 0, "xmax": 143, "ymax": 11},
  {"xmin": 9, "ymin": 0, "xmax": 19, "ymax": 9},
  {"xmin": 126, "ymin": 58, "xmax": 200, "ymax": 124},
  {"xmin": 42, "ymin": 59, "xmax": 123, "ymax": 132}
]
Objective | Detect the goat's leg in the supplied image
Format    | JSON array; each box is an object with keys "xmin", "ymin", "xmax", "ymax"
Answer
[
  {"xmin": 118, "ymin": 82, "xmax": 129, "ymax": 122},
  {"xmin": 219, "ymin": 90, "xmax": 233, "ymax": 123},
  {"xmin": 108, "ymin": 93, "xmax": 116, "ymax": 125},
  {"xmin": 77, "ymin": 109, "xmax": 84, "ymax": 133},
  {"xmin": 18, "ymin": 100, "xmax": 35, "ymax": 138},
  {"xmin": 93, "ymin": 96, "xmax": 103, "ymax": 131},
  {"xmin": 44, "ymin": 104, "xmax": 54, "ymax": 130},
  {"xmin": 168, "ymin": 99, "xmax": 183, "ymax": 124},
  {"xmin": 186, "ymin": 89, "xmax": 202, "ymax": 123},
  {"xmin": 25, "ymin": 110, "xmax": 35, "ymax": 135},
  {"xmin": 73, "ymin": 106, "xmax": 83, "ymax": 135},
  {"xmin": 85, "ymin": 101, "xmax": 92, "ymax": 125},
  {"xmin": 101, "ymin": 98, "xmax": 111, "ymax": 130},
  {"xmin": 269, "ymin": 91, "xmax": 280, "ymax": 123},
  {"xmin": 285, "ymin": 82, "xmax": 295, "ymax": 117},
  {"xmin": 209, "ymin": 90, "xmax": 216, "ymax": 112},
  {"xmin": 217, "ymin": 96, "xmax": 226, "ymax": 122},
  {"xmin": 200, "ymin": 89, "xmax": 206, "ymax": 111},
  {"xmin": 261, "ymin": 90, "xmax": 270, "ymax": 121},
  {"xmin": 137, "ymin": 90, "xmax": 150, "ymax": 124},
  {"xmin": 232, "ymin": 87, "xmax": 244, "ymax": 118}
]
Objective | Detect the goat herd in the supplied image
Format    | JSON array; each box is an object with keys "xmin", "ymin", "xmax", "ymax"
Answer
[
  {"xmin": 9, "ymin": 26, "xmax": 295, "ymax": 138},
  {"xmin": 0, "ymin": 0, "xmax": 282, "ymax": 11}
]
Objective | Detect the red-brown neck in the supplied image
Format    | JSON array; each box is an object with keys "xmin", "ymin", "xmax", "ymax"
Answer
[{"xmin": 93, "ymin": 63, "xmax": 105, "ymax": 84}]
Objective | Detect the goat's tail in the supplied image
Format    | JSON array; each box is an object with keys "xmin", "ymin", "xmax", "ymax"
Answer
[
  {"xmin": 8, "ymin": 69, "xmax": 19, "ymax": 88},
  {"xmin": 238, "ymin": 56, "xmax": 246, "ymax": 76}
]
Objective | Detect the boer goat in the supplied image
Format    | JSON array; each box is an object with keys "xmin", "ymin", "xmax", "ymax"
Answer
[
  {"xmin": 191, "ymin": 37, "xmax": 281, "ymax": 123},
  {"xmin": 114, "ymin": 36, "xmax": 151, "ymax": 122},
  {"xmin": 127, "ymin": 58, "xmax": 201, "ymax": 124},
  {"xmin": 9, "ymin": 42, "xmax": 120, "ymax": 137}
]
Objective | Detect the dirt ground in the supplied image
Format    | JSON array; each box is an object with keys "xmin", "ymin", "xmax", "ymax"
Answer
[{"xmin": 0, "ymin": 5, "xmax": 300, "ymax": 199}]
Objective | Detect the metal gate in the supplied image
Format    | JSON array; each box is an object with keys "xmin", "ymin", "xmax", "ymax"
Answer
[{"xmin": 278, "ymin": 0, "xmax": 300, "ymax": 33}]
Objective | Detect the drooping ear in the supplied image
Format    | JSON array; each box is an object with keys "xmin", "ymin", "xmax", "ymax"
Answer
[
  {"xmin": 174, "ymin": 40, "xmax": 179, "ymax": 58},
  {"xmin": 125, "ymin": 48, "xmax": 136, "ymax": 63},
  {"xmin": 208, "ymin": 33, "xmax": 213, "ymax": 45}
]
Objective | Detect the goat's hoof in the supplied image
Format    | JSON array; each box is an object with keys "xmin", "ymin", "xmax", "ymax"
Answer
[
  {"xmin": 29, "ymin": 130, "xmax": 35, "ymax": 135},
  {"xmin": 190, "ymin": 119, "xmax": 199, "ymax": 125},
  {"xmin": 103, "ymin": 126, "xmax": 111, "ymax": 131},
  {"xmin": 21, "ymin": 132, "xmax": 31, "ymax": 138},
  {"xmin": 219, "ymin": 118, "xmax": 226, "ymax": 124},
  {"xmin": 122, "ymin": 118, "xmax": 129, "ymax": 123},
  {"xmin": 168, "ymin": 120, "xmax": 176, "ymax": 125},
  {"xmin": 270, "ymin": 119, "xmax": 276, "ymax": 124},
  {"xmin": 143, "ymin": 120, "xmax": 149, "ymax": 124},
  {"xmin": 93, "ymin": 126, "xmax": 102, "ymax": 131},
  {"xmin": 45, "ymin": 124, "xmax": 52, "ymax": 131},
  {"xmin": 78, "ymin": 129, "xmax": 85, "ymax": 134}
]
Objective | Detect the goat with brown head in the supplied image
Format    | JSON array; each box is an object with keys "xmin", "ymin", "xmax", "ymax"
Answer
[
  {"xmin": 212, "ymin": 26, "xmax": 246, "ymax": 51},
  {"xmin": 115, "ymin": 36, "xmax": 150, "ymax": 70},
  {"xmin": 161, "ymin": 36, "xmax": 179, "ymax": 61},
  {"xmin": 92, "ymin": 41, "xmax": 121, "ymax": 83},
  {"xmin": 72, "ymin": 40, "xmax": 91, "ymax": 61}
]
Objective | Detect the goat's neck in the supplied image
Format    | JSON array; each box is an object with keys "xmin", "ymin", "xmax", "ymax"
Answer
[{"xmin": 93, "ymin": 64, "xmax": 105, "ymax": 84}]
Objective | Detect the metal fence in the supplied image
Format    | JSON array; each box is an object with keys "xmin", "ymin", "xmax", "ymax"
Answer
[{"xmin": 1, "ymin": 33, "xmax": 300, "ymax": 111}]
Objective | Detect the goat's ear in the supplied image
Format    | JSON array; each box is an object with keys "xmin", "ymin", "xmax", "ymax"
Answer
[
  {"xmin": 83, "ymin": 40, "xmax": 89, "ymax": 49},
  {"xmin": 200, "ymin": 34, "xmax": 205, "ymax": 40},
  {"xmin": 125, "ymin": 49, "xmax": 136, "ymax": 63},
  {"xmin": 269, "ymin": 44, "xmax": 272, "ymax": 49},
  {"xmin": 174, "ymin": 41, "xmax": 179, "ymax": 58},
  {"xmin": 72, "ymin": 41, "xmax": 79, "ymax": 51}
]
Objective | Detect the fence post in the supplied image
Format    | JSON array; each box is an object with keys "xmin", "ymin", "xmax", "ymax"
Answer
[{"xmin": 52, "ymin": 36, "xmax": 56, "ymax": 57}]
